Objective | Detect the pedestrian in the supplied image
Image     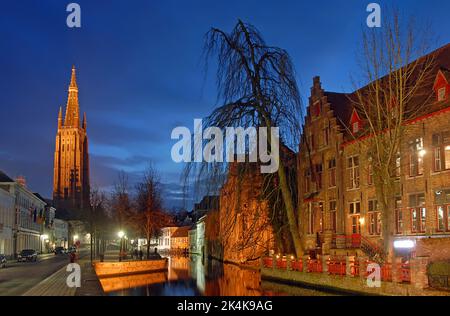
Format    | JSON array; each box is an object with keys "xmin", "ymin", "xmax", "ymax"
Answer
[
  {"xmin": 139, "ymin": 249, "xmax": 143, "ymax": 260},
  {"xmin": 134, "ymin": 249, "xmax": 138, "ymax": 260}
]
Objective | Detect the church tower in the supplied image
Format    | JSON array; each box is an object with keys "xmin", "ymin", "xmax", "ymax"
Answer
[{"xmin": 53, "ymin": 66, "xmax": 90, "ymax": 210}]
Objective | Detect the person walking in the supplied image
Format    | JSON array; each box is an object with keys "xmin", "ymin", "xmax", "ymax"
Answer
[{"xmin": 139, "ymin": 249, "xmax": 143, "ymax": 260}]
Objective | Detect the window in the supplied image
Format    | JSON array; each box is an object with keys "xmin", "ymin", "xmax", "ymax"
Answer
[
  {"xmin": 368, "ymin": 163, "xmax": 373, "ymax": 185},
  {"xmin": 318, "ymin": 202, "xmax": 324, "ymax": 233},
  {"xmin": 410, "ymin": 193, "xmax": 426, "ymax": 233},
  {"xmin": 347, "ymin": 156, "xmax": 360, "ymax": 189},
  {"xmin": 395, "ymin": 153, "xmax": 401, "ymax": 178},
  {"xmin": 432, "ymin": 132, "xmax": 450, "ymax": 172},
  {"xmin": 349, "ymin": 201, "xmax": 360, "ymax": 214},
  {"xmin": 304, "ymin": 169, "xmax": 311, "ymax": 193},
  {"xmin": 308, "ymin": 203, "xmax": 314, "ymax": 235},
  {"xmin": 409, "ymin": 138, "xmax": 424, "ymax": 176},
  {"xmin": 330, "ymin": 200, "xmax": 337, "ymax": 233},
  {"xmin": 435, "ymin": 189, "xmax": 450, "ymax": 232},
  {"xmin": 438, "ymin": 87, "xmax": 446, "ymax": 101},
  {"xmin": 315, "ymin": 164, "xmax": 323, "ymax": 190},
  {"xmin": 368, "ymin": 200, "xmax": 381, "ymax": 235},
  {"xmin": 307, "ymin": 133, "xmax": 315, "ymax": 151},
  {"xmin": 395, "ymin": 197, "xmax": 403, "ymax": 234},
  {"xmin": 352, "ymin": 121, "xmax": 359, "ymax": 134},
  {"xmin": 322, "ymin": 121, "xmax": 329, "ymax": 146},
  {"xmin": 328, "ymin": 158, "xmax": 336, "ymax": 187},
  {"xmin": 351, "ymin": 215, "xmax": 361, "ymax": 234}
]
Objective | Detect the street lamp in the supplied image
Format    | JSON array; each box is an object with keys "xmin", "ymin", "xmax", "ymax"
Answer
[{"xmin": 118, "ymin": 231, "xmax": 125, "ymax": 261}]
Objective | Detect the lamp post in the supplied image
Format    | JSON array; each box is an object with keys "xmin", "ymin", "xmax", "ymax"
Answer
[{"xmin": 118, "ymin": 231, "xmax": 125, "ymax": 261}]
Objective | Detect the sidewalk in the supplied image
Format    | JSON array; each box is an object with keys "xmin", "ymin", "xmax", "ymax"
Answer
[
  {"xmin": 22, "ymin": 255, "xmax": 104, "ymax": 296},
  {"xmin": 22, "ymin": 264, "xmax": 76, "ymax": 296}
]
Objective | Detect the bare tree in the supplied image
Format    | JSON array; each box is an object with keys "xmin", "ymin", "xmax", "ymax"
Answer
[
  {"xmin": 351, "ymin": 9, "xmax": 435, "ymax": 260},
  {"xmin": 186, "ymin": 20, "xmax": 305, "ymax": 257},
  {"xmin": 110, "ymin": 171, "xmax": 133, "ymax": 230},
  {"xmin": 133, "ymin": 165, "xmax": 172, "ymax": 259},
  {"xmin": 89, "ymin": 186, "xmax": 107, "ymax": 262}
]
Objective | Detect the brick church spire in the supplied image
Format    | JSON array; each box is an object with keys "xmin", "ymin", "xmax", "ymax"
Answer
[
  {"xmin": 53, "ymin": 66, "xmax": 90, "ymax": 211},
  {"xmin": 64, "ymin": 65, "xmax": 80, "ymax": 128}
]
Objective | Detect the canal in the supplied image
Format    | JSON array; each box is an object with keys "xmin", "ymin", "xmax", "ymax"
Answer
[{"xmin": 102, "ymin": 255, "xmax": 336, "ymax": 296}]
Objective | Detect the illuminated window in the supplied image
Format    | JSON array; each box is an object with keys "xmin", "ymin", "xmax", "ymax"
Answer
[
  {"xmin": 410, "ymin": 193, "xmax": 426, "ymax": 233},
  {"xmin": 435, "ymin": 189, "xmax": 450, "ymax": 232},
  {"xmin": 409, "ymin": 138, "xmax": 424, "ymax": 176},
  {"xmin": 349, "ymin": 201, "xmax": 360, "ymax": 214},
  {"xmin": 432, "ymin": 132, "xmax": 450, "ymax": 172},
  {"xmin": 352, "ymin": 121, "xmax": 359, "ymax": 134},
  {"xmin": 368, "ymin": 163, "xmax": 373, "ymax": 185},
  {"xmin": 351, "ymin": 215, "xmax": 361, "ymax": 234},
  {"xmin": 368, "ymin": 200, "xmax": 381, "ymax": 235},
  {"xmin": 347, "ymin": 156, "xmax": 360, "ymax": 189},
  {"xmin": 438, "ymin": 87, "xmax": 446, "ymax": 101}
]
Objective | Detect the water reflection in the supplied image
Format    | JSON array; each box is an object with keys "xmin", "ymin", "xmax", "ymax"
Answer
[{"xmin": 104, "ymin": 255, "xmax": 333, "ymax": 296}]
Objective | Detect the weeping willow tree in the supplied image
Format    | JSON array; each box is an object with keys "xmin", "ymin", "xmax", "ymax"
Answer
[{"xmin": 183, "ymin": 20, "xmax": 305, "ymax": 257}]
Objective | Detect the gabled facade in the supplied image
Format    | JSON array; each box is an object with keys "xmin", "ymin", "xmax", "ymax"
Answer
[{"xmin": 299, "ymin": 43, "xmax": 450, "ymax": 261}]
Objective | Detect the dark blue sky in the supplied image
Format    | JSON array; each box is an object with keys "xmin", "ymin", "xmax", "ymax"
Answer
[{"xmin": 1, "ymin": 0, "xmax": 449, "ymax": 209}]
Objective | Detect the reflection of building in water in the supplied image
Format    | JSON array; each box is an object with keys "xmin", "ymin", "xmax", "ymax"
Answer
[
  {"xmin": 167, "ymin": 256, "xmax": 190, "ymax": 281},
  {"xmin": 203, "ymin": 264, "xmax": 262, "ymax": 296},
  {"xmin": 188, "ymin": 255, "xmax": 206, "ymax": 293},
  {"xmin": 99, "ymin": 272, "xmax": 167, "ymax": 293}
]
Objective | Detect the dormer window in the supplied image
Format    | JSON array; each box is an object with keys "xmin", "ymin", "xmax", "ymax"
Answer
[
  {"xmin": 438, "ymin": 87, "xmax": 446, "ymax": 101},
  {"xmin": 349, "ymin": 109, "xmax": 362, "ymax": 135},
  {"xmin": 352, "ymin": 121, "xmax": 360, "ymax": 134}
]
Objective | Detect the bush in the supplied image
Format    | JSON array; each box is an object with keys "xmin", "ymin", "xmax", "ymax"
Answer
[
  {"xmin": 427, "ymin": 261, "xmax": 450, "ymax": 276},
  {"xmin": 427, "ymin": 261, "xmax": 450, "ymax": 290}
]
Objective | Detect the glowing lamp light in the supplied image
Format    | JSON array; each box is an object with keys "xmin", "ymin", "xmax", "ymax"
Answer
[
  {"xmin": 118, "ymin": 231, "xmax": 125, "ymax": 239},
  {"xmin": 419, "ymin": 149, "xmax": 426, "ymax": 157},
  {"xmin": 290, "ymin": 255, "xmax": 295, "ymax": 260},
  {"xmin": 394, "ymin": 240, "xmax": 415, "ymax": 249},
  {"xmin": 41, "ymin": 234, "xmax": 49, "ymax": 240},
  {"xmin": 73, "ymin": 235, "xmax": 79, "ymax": 240},
  {"xmin": 359, "ymin": 217, "xmax": 365, "ymax": 225},
  {"xmin": 446, "ymin": 145, "xmax": 450, "ymax": 151}
]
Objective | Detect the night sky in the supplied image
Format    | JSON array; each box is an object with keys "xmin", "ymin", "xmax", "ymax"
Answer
[{"xmin": 1, "ymin": 0, "xmax": 449, "ymax": 210}]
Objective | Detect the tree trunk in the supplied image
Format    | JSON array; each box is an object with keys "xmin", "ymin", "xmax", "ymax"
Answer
[{"xmin": 277, "ymin": 159, "xmax": 304, "ymax": 257}]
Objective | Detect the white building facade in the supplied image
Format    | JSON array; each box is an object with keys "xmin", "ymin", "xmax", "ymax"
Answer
[
  {"xmin": 53, "ymin": 218, "xmax": 68, "ymax": 249},
  {"xmin": 0, "ymin": 172, "xmax": 45, "ymax": 255},
  {"xmin": 0, "ymin": 187, "xmax": 15, "ymax": 257}
]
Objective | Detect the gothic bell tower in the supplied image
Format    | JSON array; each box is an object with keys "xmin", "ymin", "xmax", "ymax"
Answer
[{"xmin": 53, "ymin": 66, "xmax": 90, "ymax": 210}]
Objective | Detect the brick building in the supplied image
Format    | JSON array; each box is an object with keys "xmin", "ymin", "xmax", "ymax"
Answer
[
  {"xmin": 298, "ymin": 43, "xmax": 450, "ymax": 261},
  {"xmin": 219, "ymin": 163, "xmax": 274, "ymax": 264},
  {"xmin": 53, "ymin": 66, "xmax": 90, "ymax": 211}
]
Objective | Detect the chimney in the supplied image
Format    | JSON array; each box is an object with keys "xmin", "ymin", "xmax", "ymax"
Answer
[{"xmin": 15, "ymin": 176, "xmax": 26, "ymax": 188}]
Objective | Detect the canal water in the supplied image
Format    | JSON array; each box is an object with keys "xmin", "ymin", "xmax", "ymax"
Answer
[{"xmin": 103, "ymin": 255, "xmax": 335, "ymax": 296}]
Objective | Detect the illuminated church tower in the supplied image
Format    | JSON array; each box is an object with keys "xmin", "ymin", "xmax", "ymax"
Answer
[{"xmin": 53, "ymin": 66, "xmax": 90, "ymax": 210}]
